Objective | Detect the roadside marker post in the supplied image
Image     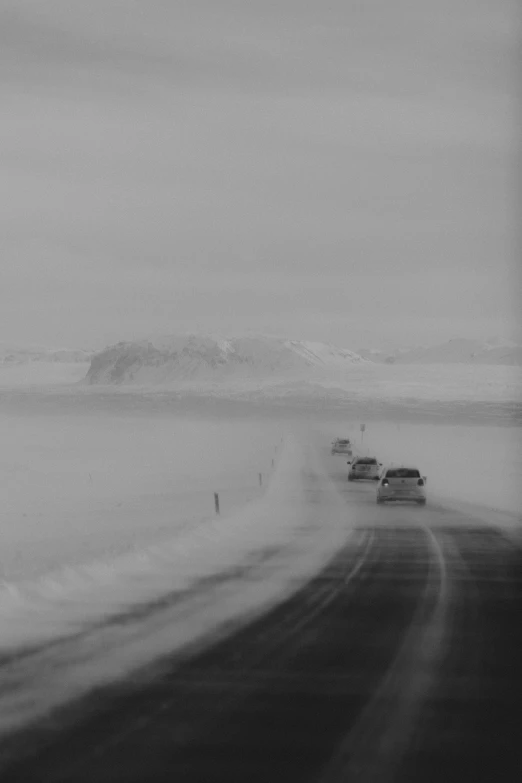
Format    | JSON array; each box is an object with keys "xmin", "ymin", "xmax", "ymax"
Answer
[
  {"xmin": 214, "ymin": 492, "xmax": 220, "ymax": 515},
  {"xmin": 259, "ymin": 472, "xmax": 263, "ymax": 487}
]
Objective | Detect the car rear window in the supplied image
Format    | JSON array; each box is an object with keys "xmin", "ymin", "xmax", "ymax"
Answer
[
  {"xmin": 355, "ymin": 458, "xmax": 378, "ymax": 465},
  {"xmin": 385, "ymin": 468, "xmax": 420, "ymax": 478},
  {"xmin": 338, "ymin": 440, "xmax": 350, "ymax": 445}
]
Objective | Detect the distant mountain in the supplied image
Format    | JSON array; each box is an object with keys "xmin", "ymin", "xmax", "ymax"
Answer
[
  {"xmin": 0, "ymin": 345, "xmax": 93, "ymax": 365},
  {"xmin": 85, "ymin": 334, "xmax": 368, "ymax": 386},
  {"xmin": 358, "ymin": 339, "xmax": 522, "ymax": 366}
]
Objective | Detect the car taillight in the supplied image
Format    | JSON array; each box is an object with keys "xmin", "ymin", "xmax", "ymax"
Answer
[
  {"xmin": 382, "ymin": 479, "xmax": 389, "ymax": 486},
  {"xmin": 417, "ymin": 478, "xmax": 424, "ymax": 486}
]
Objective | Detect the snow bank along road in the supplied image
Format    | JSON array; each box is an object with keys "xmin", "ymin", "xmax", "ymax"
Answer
[{"xmin": 0, "ymin": 452, "xmax": 521, "ymax": 782}]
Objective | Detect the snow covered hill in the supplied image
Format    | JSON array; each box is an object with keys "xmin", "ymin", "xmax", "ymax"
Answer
[
  {"xmin": 358, "ymin": 339, "xmax": 522, "ymax": 366},
  {"xmin": 85, "ymin": 335, "xmax": 368, "ymax": 386}
]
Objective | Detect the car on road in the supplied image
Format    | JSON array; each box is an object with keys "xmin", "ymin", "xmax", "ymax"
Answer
[
  {"xmin": 331, "ymin": 438, "xmax": 353, "ymax": 456},
  {"xmin": 376, "ymin": 466, "xmax": 427, "ymax": 504},
  {"xmin": 347, "ymin": 456, "xmax": 382, "ymax": 481}
]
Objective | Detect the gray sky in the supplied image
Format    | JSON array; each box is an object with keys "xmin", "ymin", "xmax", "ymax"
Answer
[{"xmin": 1, "ymin": 0, "xmax": 518, "ymax": 350}]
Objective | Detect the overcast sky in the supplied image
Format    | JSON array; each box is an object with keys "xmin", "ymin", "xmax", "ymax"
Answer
[{"xmin": 0, "ymin": 0, "xmax": 518, "ymax": 350}]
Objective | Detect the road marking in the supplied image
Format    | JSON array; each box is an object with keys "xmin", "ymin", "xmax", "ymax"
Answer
[
  {"xmin": 320, "ymin": 525, "xmax": 449, "ymax": 783},
  {"xmin": 344, "ymin": 528, "xmax": 375, "ymax": 584},
  {"xmin": 270, "ymin": 528, "xmax": 375, "ymax": 638}
]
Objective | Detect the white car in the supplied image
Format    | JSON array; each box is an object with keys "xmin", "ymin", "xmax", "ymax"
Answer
[
  {"xmin": 376, "ymin": 466, "xmax": 427, "ymax": 505},
  {"xmin": 331, "ymin": 439, "xmax": 353, "ymax": 456},
  {"xmin": 348, "ymin": 456, "xmax": 382, "ymax": 481}
]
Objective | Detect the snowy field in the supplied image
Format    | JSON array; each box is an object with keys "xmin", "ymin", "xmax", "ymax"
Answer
[
  {"xmin": 315, "ymin": 362, "xmax": 522, "ymax": 403},
  {"xmin": 0, "ymin": 362, "xmax": 89, "ymax": 388},
  {"xmin": 0, "ymin": 412, "xmax": 284, "ymax": 583}
]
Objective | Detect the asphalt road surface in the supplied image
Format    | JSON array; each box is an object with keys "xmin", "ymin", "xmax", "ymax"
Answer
[{"xmin": 1, "ymin": 471, "xmax": 521, "ymax": 782}]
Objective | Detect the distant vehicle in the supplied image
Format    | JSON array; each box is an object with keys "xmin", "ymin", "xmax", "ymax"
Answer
[
  {"xmin": 331, "ymin": 439, "xmax": 353, "ymax": 456},
  {"xmin": 376, "ymin": 466, "xmax": 427, "ymax": 504},
  {"xmin": 347, "ymin": 456, "xmax": 382, "ymax": 481}
]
